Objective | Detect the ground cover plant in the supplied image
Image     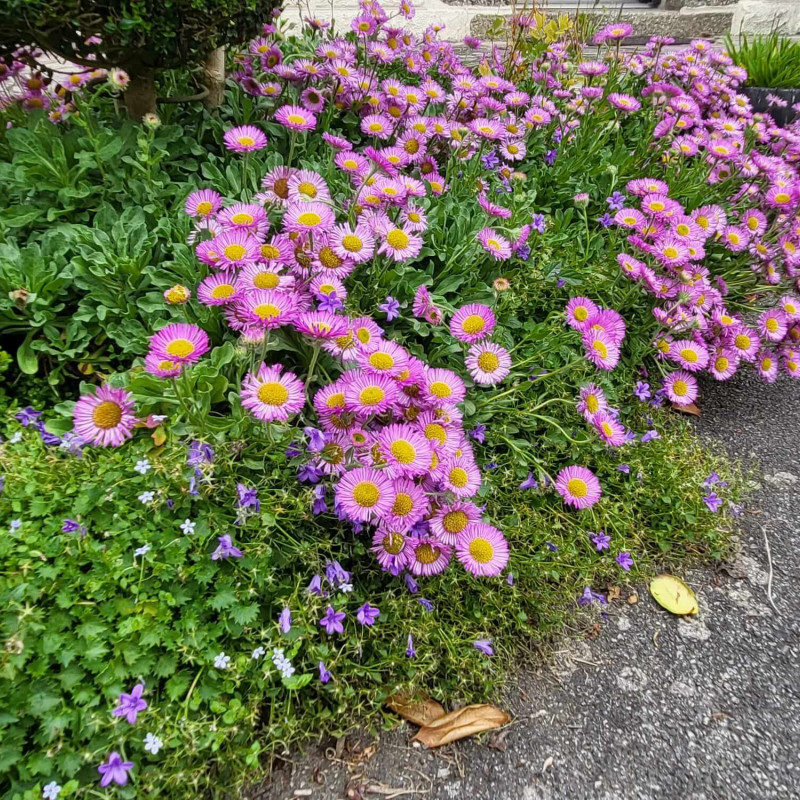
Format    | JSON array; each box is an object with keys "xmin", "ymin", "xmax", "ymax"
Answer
[{"xmin": 1, "ymin": 5, "xmax": 798, "ymax": 800}]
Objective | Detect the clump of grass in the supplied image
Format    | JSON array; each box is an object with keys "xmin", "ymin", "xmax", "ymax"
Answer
[{"xmin": 725, "ymin": 31, "xmax": 800, "ymax": 89}]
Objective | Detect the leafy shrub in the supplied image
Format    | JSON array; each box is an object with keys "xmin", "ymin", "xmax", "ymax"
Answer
[{"xmin": 724, "ymin": 31, "xmax": 800, "ymax": 89}]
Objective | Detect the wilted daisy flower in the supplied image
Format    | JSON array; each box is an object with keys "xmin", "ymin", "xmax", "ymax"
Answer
[
  {"xmin": 456, "ymin": 524, "xmax": 509, "ymax": 577},
  {"xmin": 197, "ymin": 272, "xmax": 240, "ymax": 306},
  {"xmin": 555, "ymin": 465, "xmax": 602, "ymax": 509},
  {"xmin": 149, "ymin": 323, "xmax": 210, "ymax": 365},
  {"xmin": 275, "ymin": 104, "xmax": 317, "ymax": 132},
  {"xmin": 450, "ymin": 304, "xmax": 496, "ymax": 343},
  {"xmin": 466, "ymin": 343, "xmax": 511, "ymax": 385},
  {"xmin": 185, "ymin": 189, "xmax": 222, "ymax": 218},
  {"xmin": 240, "ymin": 362, "xmax": 305, "ymax": 423},
  {"xmin": 108, "ymin": 69, "xmax": 130, "ymax": 90},
  {"xmin": 73, "ymin": 385, "xmax": 136, "ymax": 447},
  {"xmin": 223, "ymin": 125, "xmax": 267, "ymax": 152},
  {"xmin": 409, "ymin": 537, "xmax": 452, "ymax": 576},
  {"xmin": 662, "ymin": 370, "xmax": 698, "ymax": 405},
  {"xmin": 371, "ymin": 527, "xmax": 413, "ymax": 573},
  {"xmin": 477, "ymin": 228, "xmax": 512, "ymax": 260},
  {"xmin": 337, "ymin": 467, "xmax": 394, "ymax": 522}
]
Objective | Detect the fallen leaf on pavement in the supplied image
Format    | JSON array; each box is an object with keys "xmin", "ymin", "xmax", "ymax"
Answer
[
  {"xmin": 607, "ymin": 585, "xmax": 621, "ymax": 601},
  {"xmin": 488, "ymin": 728, "xmax": 511, "ymax": 752},
  {"xmin": 542, "ymin": 756, "xmax": 554, "ymax": 774},
  {"xmin": 671, "ymin": 402, "xmax": 701, "ymax": 416},
  {"xmin": 387, "ymin": 692, "xmax": 445, "ymax": 727},
  {"xmin": 412, "ymin": 704, "xmax": 511, "ymax": 748},
  {"xmin": 649, "ymin": 574, "xmax": 699, "ymax": 616},
  {"xmin": 627, "ymin": 592, "xmax": 639, "ymax": 605}
]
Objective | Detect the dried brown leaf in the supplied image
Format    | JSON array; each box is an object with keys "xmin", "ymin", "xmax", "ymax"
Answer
[
  {"xmin": 386, "ymin": 692, "xmax": 445, "ymax": 727},
  {"xmin": 412, "ymin": 704, "xmax": 511, "ymax": 748},
  {"xmin": 671, "ymin": 402, "xmax": 701, "ymax": 416},
  {"xmin": 606, "ymin": 585, "xmax": 621, "ymax": 601}
]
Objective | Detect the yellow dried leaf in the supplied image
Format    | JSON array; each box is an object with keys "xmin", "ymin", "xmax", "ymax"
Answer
[
  {"xmin": 649, "ymin": 574, "xmax": 698, "ymax": 616},
  {"xmin": 412, "ymin": 704, "xmax": 511, "ymax": 748},
  {"xmin": 151, "ymin": 426, "xmax": 167, "ymax": 447},
  {"xmin": 671, "ymin": 402, "xmax": 701, "ymax": 416},
  {"xmin": 386, "ymin": 692, "xmax": 445, "ymax": 727},
  {"xmin": 77, "ymin": 362, "xmax": 95, "ymax": 375}
]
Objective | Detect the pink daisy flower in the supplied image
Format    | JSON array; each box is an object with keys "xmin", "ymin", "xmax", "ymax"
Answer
[
  {"xmin": 429, "ymin": 500, "xmax": 482, "ymax": 545},
  {"xmin": 592, "ymin": 411, "xmax": 626, "ymax": 447},
  {"xmin": 274, "ymin": 104, "xmax": 317, "ymax": 131},
  {"xmin": 238, "ymin": 262, "xmax": 295, "ymax": 292},
  {"xmin": 585, "ymin": 309, "xmax": 626, "ymax": 345},
  {"xmin": 197, "ymin": 272, "xmax": 241, "ymax": 306},
  {"xmin": 223, "ymin": 125, "xmax": 267, "ymax": 152},
  {"xmin": 450, "ymin": 304, "xmax": 496, "ymax": 344},
  {"xmin": 294, "ymin": 311, "xmax": 349, "ymax": 340},
  {"xmin": 408, "ymin": 537, "xmax": 452, "ymax": 577},
  {"xmin": 73, "ymin": 385, "xmax": 136, "ymax": 447},
  {"xmin": 344, "ymin": 372, "xmax": 399, "ymax": 418},
  {"xmin": 376, "ymin": 424, "xmax": 433, "ymax": 478},
  {"xmin": 757, "ymin": 350, "xmax": 780, "ymax": 383},
  {"xmin": 185, "ymin": 189, "xmax": 222, "ymax": 218},
  {"xmin": 217, "ymin": 203, "xmax": 267, "ymax": 235},
  {"xmin": 357, "ymin": 340, "xmax": 409, "ymax": 378},
  {"xmin": 214, "ymin": 229, "xmax": 260, "ymax": 269},
  {"xmin": 565, "ymin": 297, "xmax": 599, "ymax": 330},
  {"xmin": 334, "ymin": 151, "xmax": 369, "ymax": 174},
  {"xmin": 386, "ymin": 479, "xmax": 430, "ymax": 532},
  {"xmin": 456, "ymin": 524, "xmax": 509, "ymax": 577},
  {"xmin": 466, "ymin": 343, "xmax": 511, "ymax": 386},
  {"xmin": 241, "ymin": 289, "xmax": 298, "ymax": 329},
  {"xmin": 608, "ymin": 93, "xmax": 641, "ymax": 112},
  {"xmin": 577, "ymin": 383, "xmax": 608, "ymax": 420},
  {"xmin": 283, "ymin": 202, "xmax": 335, "ymax": 234},
  {"xmin": 477, "ymin": 227, "xmax": 512, "ymax": 260},
  {"xmin": 415, "ymin": 411, "xmax": 459, "ymax": 457},
  {"xmin": 336, "ymin": 467, "xmax": 394, "ymax": 523},
  {"xmin": 423, "ymin": 368, "xmax": 466, "ymax": 405},
  {"xmin": 709, "ymin": 349, "xmax": 739, "ymax": 381},
  {"xmin": 727, "ymin": 325, "xmax": 760, "ymax": 362},
  {"xmin": 144, "ymin": 352, "xmax": 182, "ymax": 378},
  {"xmin": 287, "ymin": 170, "xmax": 330, "ymax": 203},
  {"xmin": 759, "ymin": 309, "xmax": 788, "ymax": 342},
  {"xmin": 149, "ymin": 323, "xmax": 209, "ymax": 364},
  {"xmin": 669, "ymin": 338, "xmax": 709, "ymax": 372},
  {"xmin": 361, "ymin": 113, "xmax": 393, "ymax": 140},
  {"xmin": 662, "ymin": 369, "xmax": 698, "ymax": 406},
  {"xmin": 555, "ymin": 465, "xmax": 602, "ymax": 509},
  {"xmin": 441, "ymin": 457, "xmax": 481, "ymax": 497},
  {"xmin": 582, "ymin": 329, "xmax": 621, "ymax": 371},
  {"xmin": 240, "ymin": 363, "xmax": 304, "ymax": 423},
  {"xmin": 350, "ymin": 317, "xmax": 383, "ymax": 351},
  {"xmin": 377, "ymin": 225, "xmax": 423, "ymax": 262}
]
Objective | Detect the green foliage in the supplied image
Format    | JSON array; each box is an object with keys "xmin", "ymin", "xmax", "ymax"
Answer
[
  {"xmin": 0, "ymin": 0, "xmax": 278, "ymax": 73},
  {"xmin": 725, "ymin": 31, "xmax": 800, "ymax": 89}
]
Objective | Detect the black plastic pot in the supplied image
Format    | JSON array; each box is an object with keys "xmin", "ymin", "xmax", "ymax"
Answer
[{"xmin": 742, "ymin": 86, "xmax": 800, "ymax": 127}]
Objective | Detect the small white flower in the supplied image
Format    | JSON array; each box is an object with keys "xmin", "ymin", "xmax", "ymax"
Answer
[
  {"xmin": 134, "ymin": 544, "xmax": 151, "ymax": 557},
  {"xmin": 339, "ymin": 582, "xmax": 354, "ymax": 594},
  {"xmin": 251, "ymin": 647, "xmax": 266, "ymax": 660},
  {"xmin": 134, "ymin": 459, "xmax": 152, "ymax": 475},
  {"xmin": 213, "ymin": 652, "xmax": 230, "ymax": 669},
  {"xmin": 9, "ymin": 431, "xmax": 22, "ymax": 444},
  {"xmin": 138, "ymin": 491, "xmax": 155, "ymax": 504},
  {"xmin": 150, "ymin": 414, "xmax": 167, "ymax": 423},
  {"xmin": 143, "ymin": 732, "xmax": 163, "ymax": 755},
  {"xmin": 42, "ymin": 782, "xmax": 62, "ymax": 800},
  {"xmin": 9, "ymin": 519, "xmax": 21, "ymax": 533},
  {"xmin": 180, "ymin": 519, "xmax": 196, "ymax": 535}
]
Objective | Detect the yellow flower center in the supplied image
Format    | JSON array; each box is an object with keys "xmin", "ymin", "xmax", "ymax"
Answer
[
  {"xmin": 567, "ymin": 478, "xmax": 588, "ymax": 498},
  {"xmin": 392, "ymin": 493, "xmax": 414, "ymax": 516},
  {"xmin": 774, "ymin": 192, "xmax": 790, "ymax": 204},
  {"xmin": 766, "ymin": 318, "xmax": 779, "ymax": 333},
  {"xmin": 390, "ymin": 440, "xmax": 417, "ymax": 464},
  {"xmin": 165, "ymin": 339, "xmax": 195, "ymax": 359},
  {"xmin": 92, "ymin": 400, "xmax": 122, "ymax": 429},
  {"xmin": 257, "ymin": 382, "xmax": 289, "ymax": 406},
  {"xmin": 252, "ymin": 303, "xmax": 281, "ymax": 320},
  {"xmin": 260, "ymin": 244, "xmax": 279, "ymax": 260},
  {"xmin": 352, "ymin": 481, "xmax": 380, "ymax": 507},
  {"xmin": 424, "ymin": 423, "xmax": 447, "ymax": 445},
  {"xmin": 680, "ymin": 348, "xmax": 698, "ymax": 363},
  {"xmin": 386, "ymin": 229, "xmax": 410, "ymax": 250},
  {"xmin": 359, "ymin": 386, "xmax": 385, "ymax": 406},
  {"xmin": 356, "ymin": 327, "xmax": 372, "ymax": 344},
  {"xmin": 165, "ymin": 286, "xmax": 189, "ymax": 304},
  {"xmin": 449, "ymin": 467, "xmax": 469, "ymax": 488},
  {"xmin": 368, "ymin": 122, "xmax": 384, "ymax": 133},
  {"xmin": 286, "ymin": 114, "xmax": 306, "ymax": 126},
  {"xmin": 196, "ymin": 200, "xmax": 213, "ymax": 216},
  {"xmin": 254, "ymin": 272, "xmax": 279, "ymax": 289},
  {"xmin": 369, "ymin": 352, "xmax": 395, "ymax": 371},
  {"xmin": 236, "ymin": 136, "xmax": 256, "ymax": 147},
  {"xmin": 325, "ymin": 392, "xmax": 345, "ymax": 410},
  {"xmin": 469, "ymin": 538, "xmax": 495, "ymax": 563},
  {"xmin": 224, "ymin": 244, "xmax": 247, "ymax": 261},
  {"xmin": 673, "ymin": 379, "xmax": 688, "ymax": 396},
  {"xmin": 761, "ymin": 357, "xmax": 773, "ymax": 371},
  {"xmin": 340, "ymin": 234, "xmax": 364, "ymax": 253},
  {"xmin": 461, "ymin": 315, "xmax": 486, "ymax": 335},
  {"xmin": 429, "ymin": 381, "xmax": 452, "ymax": 399},
  {"xmin": 297, "ymin": 181, "xmax": 317, "ymax": 198},
  {"xmin": 477, "ymin": 351, "xmax": 500, "ymax": 372},
  {"xmin": 649, "ymin": 201, "xmax": 665, "ymax": 212},
  {"xmin": 574, "ymin": 306, "xmax": 589, "ymax": 322},
  {"xmin": 210, "ymin": 283, "xmax": 235, "ymax": 299},
  {"xmin": 734, "ymin": 334, "xmax": 751, "ymax": 351},
  {"xmin": 319, "ymin": 247, "xmax": 342, "ymax": 269},
  {"xmin": 601, "ymin": 422, "xmax": 614, "ymax": 437},
  {"xmin": 297, "ymin": 212, "xmax": 322, "ymax": 228},
  {"xmin": 586, "ymin": 395, "xmax": 599, "ymax": 413},
  {"xmin": 231, "ymin": 212, "xmax": 254, "ymax": 226},
  {"xmin": 677, "ymin": 224, "xmax": 690, "ymax": 236},
  {"xmin": 715, "ymin": 356, "xmax": 729, "ymax": 371},
  {"xmin": 592, "ymin": 341, "xmax": 608, "ymax": 358},
  {"xmin": 443, "ymin": 510, "xmax": 469, "ymax": 534},
  {"xmin": 663, "ymin": 246, "xmax": 679, "ymax": 259}
]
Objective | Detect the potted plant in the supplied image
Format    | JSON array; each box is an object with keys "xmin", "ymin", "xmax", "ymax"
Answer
[{"xmin": 724, "ymin": 31, "xmax": 800, "ymax": 126}]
